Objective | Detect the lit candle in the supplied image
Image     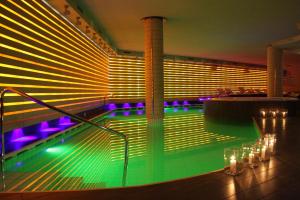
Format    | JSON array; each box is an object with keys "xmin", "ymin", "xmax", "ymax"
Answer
[
  {"xmin": 282, "ymin": 111, "xmax": 287, "ymax": 118},
  {"xmin": 262, "ymin": 118, "xmax": 266, "ymax": 132},
  {"xmin": 272, "ymin": 118, "xmax": 276, "ymax": 131},
  {"xmin": 271, "ymin": 111, "xmax": 276, "ymax": 118},
  {"xmin": 249, "ymin": 152, "xmax": 254, "ymax": 165},
  {"xmin": 260, "ymin": 110, "xmax": 266, "ymax": 118},
  {"xmin": 261, "ymin": 146, "xmax": 266, "ymax": 160},
  {"xmin": 230, "ymin": 155, "xmax": 237, "ymax": 174},
  {"xmin": 269, "ymin": 140, "xmax": 274, "ymax": 153},
  {"xmin": 282, "ymin": 118, "xmax": 286, "ymax": 131},
  {"xmin": 264, "ymin": 135, "xmax": 269, "ymax": 146},
  {"xmin": 254, "ymin": 148, "xmax": 260, "ymax": 161}
]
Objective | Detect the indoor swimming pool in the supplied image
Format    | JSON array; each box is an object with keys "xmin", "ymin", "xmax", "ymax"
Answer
[{"xmin": 2, "ymin": 106, "xmax": 259, "ymax": 192}]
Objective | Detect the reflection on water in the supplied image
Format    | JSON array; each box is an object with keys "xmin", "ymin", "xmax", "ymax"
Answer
[
  {"xmin": 4, "ymin": 107, "xmax": 259, "ymax": 191},
  {"xmin": 105, "ymin": 107, "xmax": 259, "ymax": 187}
]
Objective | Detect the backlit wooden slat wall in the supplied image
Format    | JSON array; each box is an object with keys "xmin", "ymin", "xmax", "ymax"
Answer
[
  {"xmin": 0, "ymin": 0, "xmax": 267, "ymax": 132},
  {"xmin": 164, "ymin": 59, "xmax": 267, "ymax": 99},
  {"xmin": 0, "ymin": 0, "xmax": 109, "ymax": 131},
  {"xmin": 109, "ymin": 56, "xmax": 267, "ymax": 101},
  {"xmin": 109, "ymin": 56, "xmax": 145, "ymax": 102}
]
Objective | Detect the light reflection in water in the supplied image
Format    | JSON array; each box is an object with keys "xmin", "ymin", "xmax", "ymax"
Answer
[{"xmin": 5, "ymin": 107, "xmax": 259, "ymax": 190}]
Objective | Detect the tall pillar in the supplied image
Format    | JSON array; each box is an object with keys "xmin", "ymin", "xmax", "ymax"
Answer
[
  {"xmin": 143, "ymin": 16, "xmax": 164, "ymax": 121},
  {"xmin": 267, "ymin": 45, "xmax": 283, "ymax": 97}
]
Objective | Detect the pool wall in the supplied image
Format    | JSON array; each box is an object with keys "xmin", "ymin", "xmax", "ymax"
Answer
[{"xmin": 204, "ymin": 97, "xmax": 299, "ymax": 122}]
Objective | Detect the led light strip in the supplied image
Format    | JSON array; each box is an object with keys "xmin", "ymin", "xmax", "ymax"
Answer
[
  {"xmin": 109, "ymin": 55, "xmax": 266, "ymax": 100},
  {"xmin": 0, "ymin": 0, "xmax": 108, "ymax": 131}
]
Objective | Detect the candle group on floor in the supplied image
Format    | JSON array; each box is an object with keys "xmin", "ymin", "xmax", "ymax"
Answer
[
  {"xmin": 225, "ymin": 133, "xmax": 277, "ymax": 176},
  {"xmin": 260, "ymin": 108, "xmax": 288, "ymax": 118}
]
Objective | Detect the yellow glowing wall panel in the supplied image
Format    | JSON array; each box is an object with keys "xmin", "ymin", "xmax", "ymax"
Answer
[
  {"xmin": 109, "ymin": 56, "xmax": 145, "ymax": 101},
  {"xmin": 0, "ymin": 0, "xmax": 109, "ymax": 131},
  {"xmin": 109, "ymin": 56, "xmax": 266, "ymax": 101},
  {"xmin": 164, "ymin": 59, "xmax": 267, "ymax": 99}
]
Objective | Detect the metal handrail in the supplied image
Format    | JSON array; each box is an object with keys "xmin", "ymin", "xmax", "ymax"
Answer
[{"xmin": 0, "ymin": 87, "xmax": 128, "ymax": 190}]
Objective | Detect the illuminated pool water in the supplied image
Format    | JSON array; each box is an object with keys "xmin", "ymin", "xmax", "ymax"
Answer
[{"xmin": 2, "ymin": 107, "xmax": 259, "ymax": 191}]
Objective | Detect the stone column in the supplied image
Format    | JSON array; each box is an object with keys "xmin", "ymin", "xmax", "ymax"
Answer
[
  {"xmin": 267, "ymin": 45, "xmax": 283, "ymax": 97},
  {"xmin": 143, "ymin": 16, "xmax": 164, "ymax": 121}
]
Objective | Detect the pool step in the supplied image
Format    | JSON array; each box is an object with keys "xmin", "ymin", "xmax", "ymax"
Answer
[
  {"xmin": 4, "ymin": 171, "xmax": 56, "ymax": 191},
  {"xmin": 42, "ymin": 176, "xmax": 84, "ymax": 191},
  {"xmin": 4, "ymin": 172, "xmax": 87, "ymax": 191},
  {"xmin": 4, "ymin": 127, "xmax": 111, "ymax": 192}
]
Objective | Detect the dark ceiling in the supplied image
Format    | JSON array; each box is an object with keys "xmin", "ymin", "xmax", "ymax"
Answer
[{"xmin": 72, "ymin": 0, "xmax": 300, "ymax": 65}]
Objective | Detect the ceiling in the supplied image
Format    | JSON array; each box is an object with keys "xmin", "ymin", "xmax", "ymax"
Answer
[{"xmin": 74, "ymin": 0, "xmax": 300, "ymax": 65}]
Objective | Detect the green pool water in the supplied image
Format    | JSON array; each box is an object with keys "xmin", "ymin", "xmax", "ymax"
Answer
[{"xmin": 2, "ymin": 107, "xmax": 259, "ymax": 192}]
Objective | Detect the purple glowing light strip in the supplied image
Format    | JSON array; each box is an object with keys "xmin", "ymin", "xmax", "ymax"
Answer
[
  {"xmin": 199, "ymin": 97, "xmax": 212, "ymax": 101},
  {"xmin": 41, "ymin": 128, "xmax": 61, "ymax": 133},
  {"xmin": 11, "ymin": 136, "xmax": 38, "ymax": 143}
]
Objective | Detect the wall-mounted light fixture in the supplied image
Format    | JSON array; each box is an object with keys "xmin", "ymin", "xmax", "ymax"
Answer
[
  {"xmin": 76, "ymin": 16, "xmax": 81, "ymax": 25},
  {"xmin": 63, "ymin": 5, "xmax": 70, "ymax": 16}
]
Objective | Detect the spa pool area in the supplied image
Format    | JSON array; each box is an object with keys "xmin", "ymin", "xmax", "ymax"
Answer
[
  {"xmin": 1, "ymin": 0, "xmax": 300, "ymax": 199},
  {"xmin": 2, "ymin": 106, "xmax": 259, "ymax": 191}
]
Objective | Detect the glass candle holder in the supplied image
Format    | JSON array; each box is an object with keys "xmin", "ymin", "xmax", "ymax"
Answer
[
  {"xmin": 259, "ymin": 109, "xmax": 267, "ymax": 118},
  {"xmin": 264, "ymin": 133, "xmax": 276, "ymax": 155},
  {"xmin": 253, "ymin": 143, "xmax": 261, "ymax": 164},
  {"xmin": 281, "ymin": 109, "xmax": 288, "ymax": 118},
  {"xmin": 224, "ymin": 148, "xmax": 244, "ymax": 176},
  {"xmin": 259, "ymin": 144, "xmax": 270, "ymax": 162},
  {"xmin": 242, "ymin": 143, "xmax": 259, "ymax": 168},
  {"xmin": 270, "ymin": 110, "xmax": 277, "ymax": 118}
]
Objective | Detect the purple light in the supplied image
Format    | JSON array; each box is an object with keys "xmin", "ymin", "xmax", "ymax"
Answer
[
  {"xmin": 123, "ymin": 111, "xmax": 130, "ymax": 116},
  {"xmin": 172, "ymin": 101, "xmax": 180, "ymax": 107},
  {"xmin": 12, "ymin": 136, "xmax": 38, "ymax": 143},
  {"xmin": 41, "ymin": 128, "xmax": 61, "ymax": 133},
  {"xmin": 164, "ymin": 101, "xmax": 168, "ymax": 107},
  {"xmin": 108, "ymin": 103, "xmax": 117, "ymax": 110},
  {"xmin": 40, "ymin": 121, "xmax": 49, "ymax": 130},
  {"xmin": 109, "ymin": 112, "xmax": 116, "ymax": 117},
  {"xmin": 183, "ymin": 100, "xmax": 189, "ymax": 106},
  {"xmin": 184, "ymin": 107, "xmax": 189, "ymax": 111},
  {"xmin": 123, "ymin": 103, "xmax": 131, "ymax": 109},
  {"xmin": 40, "ymin": 121, "xmax": 60, "ymax": 134},
  {"xmin": 40, "ymin": 121, "xmax": 60, "ymax": 138},
  {"xmin": 136, "ymin": 102, "xmax": 144, "ymax": 108},
  {"xmin": 11, "ymin": 128, "xmax": 24, "ymax": 141},
  {"xmin": 136, "ymin": 110, "xmax": 144, "ymax": 115},
  {"xmin": 199, "ymin": 97, "xmax": 212, "ymax": 101},
  {"xmin": 173, "ymin": 108, "xmax": 178, "ymax": 112},
  {"xmin": 59, "ymin": 116, "xmax": 74, "ymax": 126}
]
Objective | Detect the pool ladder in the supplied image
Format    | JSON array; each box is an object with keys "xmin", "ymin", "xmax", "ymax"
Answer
[{"xmin": 0, "ymin": 87, "xmax": 129, "ymax": 191}]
